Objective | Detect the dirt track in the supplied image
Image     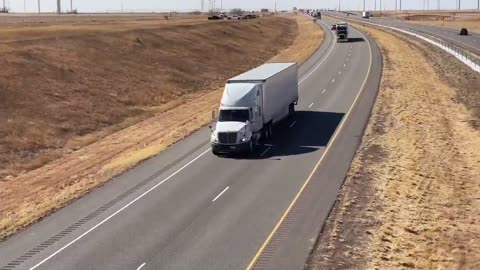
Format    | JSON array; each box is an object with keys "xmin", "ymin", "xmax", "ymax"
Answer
[{"xmin": 308, "ymin": 23, "xmax": 480, "ymax": 270}]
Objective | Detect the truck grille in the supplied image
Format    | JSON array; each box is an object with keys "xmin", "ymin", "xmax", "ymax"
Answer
[{"xmin": 218, "ymin": 132, "xmax": 237, "ymax": 144}]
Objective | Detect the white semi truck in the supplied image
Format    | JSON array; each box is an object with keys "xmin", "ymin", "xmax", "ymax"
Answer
[
  {"xmin": 210, "ymin": 63, "xmax": 299, "ymax": 155},
  {"xmin": 336, "ymin": 22, "xmax": 349, "ymax": 42}
]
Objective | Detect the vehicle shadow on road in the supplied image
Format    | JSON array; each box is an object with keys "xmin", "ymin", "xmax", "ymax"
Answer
[
  {"xmin": 227, "ymin": 111, "xmax": 345, "ymax": 160},
  {"xmin": 347, "ymin": 37, "xmax": 364, "ymax": 43}
]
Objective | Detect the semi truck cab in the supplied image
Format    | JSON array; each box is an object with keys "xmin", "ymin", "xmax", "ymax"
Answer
[
  {"xmin": 210, "ymin": 63, "xmax": 298, "ymax": 156},
  {"xmin": 336, "ymin": 22, "xmax": 349, "ymax": 42}
]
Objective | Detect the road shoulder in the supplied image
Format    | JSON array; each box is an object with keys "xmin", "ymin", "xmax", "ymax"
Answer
[{"xmin": 307, "ymin": 23, "xmax": 480, "ymax": 270}]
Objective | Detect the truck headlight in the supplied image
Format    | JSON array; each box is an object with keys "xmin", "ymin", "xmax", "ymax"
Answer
[
  {"xmin": 211, "ymin": 133, "xmax": 218, "ymax": 143},
  {"xmin": 241, "ymin": 137, "xmax": 247, "ymax": 142}
]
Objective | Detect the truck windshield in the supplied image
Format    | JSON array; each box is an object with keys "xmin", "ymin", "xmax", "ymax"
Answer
[{"xmin": 218, "ymin": 109, "xmax": 250, "ymax": 122}]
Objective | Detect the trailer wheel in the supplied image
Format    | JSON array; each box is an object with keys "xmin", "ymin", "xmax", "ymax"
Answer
[{"xmin": 212, "ymin": 149, "xmax": 219, "ymax": 156}]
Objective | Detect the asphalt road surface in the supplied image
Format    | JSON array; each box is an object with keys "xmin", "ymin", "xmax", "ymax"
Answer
[
  {"xmin": 330, "ymin": 11, "xmax": 480, "ymax": 56},
  {"xmin": 0, "ymin": 17, "xmax": 383, "ymax": 270}
]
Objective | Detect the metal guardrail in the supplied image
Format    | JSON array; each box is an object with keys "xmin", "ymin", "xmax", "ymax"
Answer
[{"xmin": 406, "ymin": 27, "xmax": 480, "ymax": 68}]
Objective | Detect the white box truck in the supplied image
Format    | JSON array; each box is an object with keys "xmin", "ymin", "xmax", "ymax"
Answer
[
  {"xmin": 210, "ymin": 63, "xmax": 298, "ymax": 155},
  {"xmin": 362, "ymin": 11, "xmax": 370, "ymax": 18}
]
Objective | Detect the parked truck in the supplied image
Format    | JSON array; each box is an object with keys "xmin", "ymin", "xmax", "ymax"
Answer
[
  {"xmin": 362, "ymin": 11, "xmax": 370, "ymax": 18},
  {"xmin": 210, "ymin": 63, "xmax": 299, "ymax": 155},
  {"xmin": 335, "ymin": 22, "xmax": 349, "ymax": 42}
]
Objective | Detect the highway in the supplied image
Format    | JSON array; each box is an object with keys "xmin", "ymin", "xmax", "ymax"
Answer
[
  {"xmin": 0, "ymin": 17, "xmax": 383, "ymax": 270},
  {"xmin": 330, "ymin": 12, "xmax": 480, "ymax": 56}
]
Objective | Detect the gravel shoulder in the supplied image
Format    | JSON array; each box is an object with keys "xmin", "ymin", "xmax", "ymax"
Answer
[{"xmin": 307, "ymin": 23, "xmax": 480, "ymax": 270}]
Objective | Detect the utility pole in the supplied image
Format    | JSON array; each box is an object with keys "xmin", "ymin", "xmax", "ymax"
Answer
[
  {"xmin": 338, "ymin": 0, "xmax": 340, "ymax": 12},
  {"xmin": 70, "ymin": 0, "xmax": 73, "ymax": 12},
  {"xmin": 400, "ymin": 0, "xmax": 402, "ymax": 11},
  {"xmin": 57, "ymin": 0, "xmax": 61, "ymax": 14},
  {"xmin": 459, "ymin": 0, "xmax": 461, "ymax": 10}
]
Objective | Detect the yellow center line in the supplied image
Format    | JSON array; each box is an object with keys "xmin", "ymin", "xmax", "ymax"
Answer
[{"xmin": 244, "ymin": 25, "xmax": 374, "ymax": 270}]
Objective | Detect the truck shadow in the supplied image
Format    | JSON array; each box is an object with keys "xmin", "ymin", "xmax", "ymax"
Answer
[
  {"xmin": 347, "ymin": 37, "xmax": 364, "ymax": 43},
  {"xmin": 226, "ymin": 111, "xmax": 345, "ymax": 160}
]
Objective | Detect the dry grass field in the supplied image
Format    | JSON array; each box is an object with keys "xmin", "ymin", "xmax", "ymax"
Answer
[{"xmin": 308, "ymin": 23, "xmax": 480, "ymax": 270}]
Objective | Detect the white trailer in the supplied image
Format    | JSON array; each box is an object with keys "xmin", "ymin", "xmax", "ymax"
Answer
[
  {"xmin": 210, "ymin": 63, "xmax": 298, "ymax": 155},
  {"xmin": 362, "ymin": 11, "xmax": 370, "ymax": 18}
]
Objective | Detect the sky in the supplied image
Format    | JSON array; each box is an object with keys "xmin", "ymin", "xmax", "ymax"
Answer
[{"xmin": 3, "ymin": 0, "xmax": 480, "ymax": 13}]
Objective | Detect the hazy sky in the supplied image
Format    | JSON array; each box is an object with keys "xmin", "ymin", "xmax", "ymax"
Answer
[{"xmin": 5, "ymin": 0, "xmax": 480, "ymax": 13}]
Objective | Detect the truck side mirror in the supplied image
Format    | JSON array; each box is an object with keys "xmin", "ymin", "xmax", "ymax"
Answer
[{"xmin": 211, "ymin": 110, "xmax": 216, "ymax": 121}]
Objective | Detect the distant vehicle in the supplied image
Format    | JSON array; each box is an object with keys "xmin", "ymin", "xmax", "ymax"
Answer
[
  {"xmin": 208, "ymin": 15, "xmax": 222, "ymax": 20},
  {"xmin": 242, "ymin": 14, "xmax": 257, "ymax": 19},
  {"xmin": 331, "ymin": 24, "xmax": 337, "ymax": 30},
  {"xmin": 362, "ymin": 11, "xmax": 370, "ymax": 18},
  {"xmin": 210, "ymin": 63, "xmax": 299, "ymax": 155},
  {"xmin": 314, "ymin": 12, "xmax": 321, "ymax": 19},
  {"xmin": 336, "ymin": 22, "xmax": 349, "ymax": 42},
  {"xmin": 459, "ymin": 28, "xmax": 469, "ymax": 35}
]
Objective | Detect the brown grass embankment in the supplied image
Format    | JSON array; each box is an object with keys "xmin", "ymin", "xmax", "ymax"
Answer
[{"xmin": 308, "ymin": 23, "xmax": 480, "ymax": 270}]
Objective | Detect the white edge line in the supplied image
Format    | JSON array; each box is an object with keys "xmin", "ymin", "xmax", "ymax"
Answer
[
  {"xmin": 260, "ymin": 146, "xmax": 271, "ymax": 157},
  {"xmin": 331, "ymin": 78, "xmax": 335, "ymax": 83},
  {"xmin": 136, "ymin": 263, "xmax": 147, "ymax": 270},
  {"xmin": 322, "ymin": 89, "xmax": 327, "ymax": 94},
  {"xmin": 299, "ymin": 20, "xmax": 337, "ymax": 85},
  {"xmin": 212, "ymin": 186, "xmax": 230, "ymax": 202},
  {"xmin": 29, "ymin": 147, "xmax": 212, "ymax": 270},
  {"xmin": 289, "ymin": 121, "xmax": 297, "ymax": 128},
  {"xmin": 308, "ymin": 103, "xmax": 314, "ymax": 108}
]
